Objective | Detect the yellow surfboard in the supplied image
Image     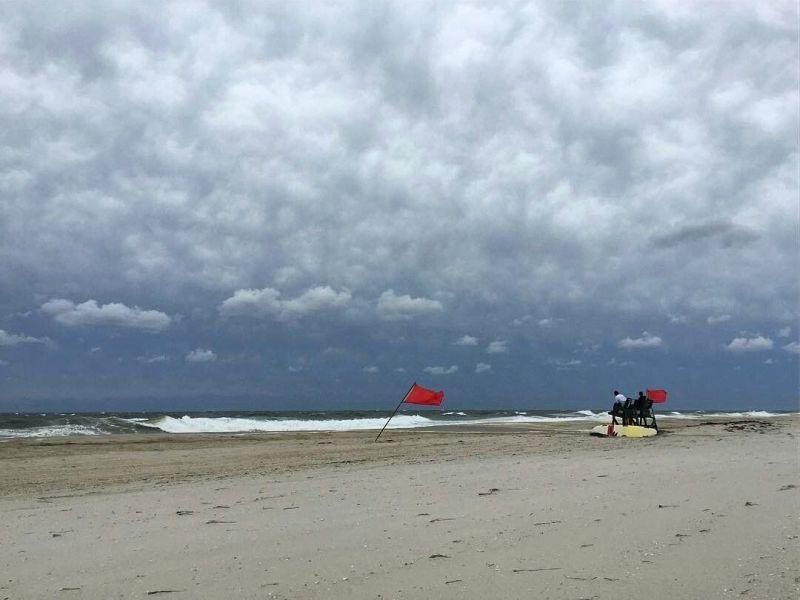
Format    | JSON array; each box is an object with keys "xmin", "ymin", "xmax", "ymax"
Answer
[{"xmin": 590, "ymin": 424, "xmax": 657, "ymax": 437}]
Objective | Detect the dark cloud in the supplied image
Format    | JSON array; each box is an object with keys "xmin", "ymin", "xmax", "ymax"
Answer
[
  {"xmin": 653, "ymin": 220, "xmax": 760, "ymax": 248},
  {"xmin": 0, "ymin": 1, "xmax": 796, "ymax": 408}
]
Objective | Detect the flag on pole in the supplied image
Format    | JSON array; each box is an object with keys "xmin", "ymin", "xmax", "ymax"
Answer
[
  {"xmin": 404, "ymin": 383, "xmax": 444, "ymax": 406},
  {"xmin": 374, "ymin": 382, "xmax": 445, "ymax": 441}
]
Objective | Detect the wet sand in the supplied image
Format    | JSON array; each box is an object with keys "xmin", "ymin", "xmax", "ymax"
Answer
[{"xmin": 1, "ymin": 416, "xmax": 798, "ymax": 599}]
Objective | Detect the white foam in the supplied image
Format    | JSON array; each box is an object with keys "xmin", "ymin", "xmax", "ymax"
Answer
[
  {"xmin": 658, "ymin": 410, "xmax": 785, "ymax": 419},
  {"xmin": 138, "ymin": 414, "xmax": 440, "ymax": 434},
  {"xmin": 0, "ymin": 425, "xmax": 103, "ymax": 438},
  {"xmin": 576, "ymin": 410, "xmax": 606, "ymax": 418},
  {"xmin": 135, "ymin": 411, "xmax": 617, "ymax": 434},
  {"xmin": 703, "ymin": 410, "xmax": 781, "ymax": 418}
]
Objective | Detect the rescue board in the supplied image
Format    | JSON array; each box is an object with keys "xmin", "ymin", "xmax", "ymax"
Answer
[{"xmin": 590, "ymin": 424, "xmax": 657, "ymax": 438}]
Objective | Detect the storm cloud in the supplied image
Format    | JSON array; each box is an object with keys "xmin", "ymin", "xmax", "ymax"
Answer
[{"xmin": 0, "ymin": 1, "xmax": 796, "ymax": 409}]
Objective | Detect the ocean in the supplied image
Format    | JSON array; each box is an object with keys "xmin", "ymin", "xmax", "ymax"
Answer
[{"xmin": 0, "ymin": 409, "xmax": 791, "ymax": 438}]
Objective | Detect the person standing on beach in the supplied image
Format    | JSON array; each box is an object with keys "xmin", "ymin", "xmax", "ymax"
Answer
[{"xmin": 613, "ymin": 390, "xmax": 627, "ymax": 424}]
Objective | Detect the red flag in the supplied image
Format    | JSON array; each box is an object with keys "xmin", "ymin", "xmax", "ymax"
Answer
[
  {"xmin": 646, "ymin": 389, "xmax": 667, "ymax": 403},
  {"xmin": 404, "ymin": 383, "xmax": 444, "ymax": 406}
]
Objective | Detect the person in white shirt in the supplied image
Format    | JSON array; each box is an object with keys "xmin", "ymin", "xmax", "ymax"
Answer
[{"xmin": 612, "ymin": 390, "xmax": 627, "ymax": 424}]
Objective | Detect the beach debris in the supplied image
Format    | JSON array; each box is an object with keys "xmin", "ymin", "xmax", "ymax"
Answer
[
  {"xmin": 580, "ymin": 544, "xmax": 594, "ymax": 548},
  {"xmin": 283, "ymin": 506, "xmax": 299, "ymax": 510},
  {"xmin": 429, "ymin": 554, "xmax": 450, "ymax": 559},
  {"xmin": 146, "ymin": 590, "xmax": 185, "ymax": 595},
  {"xmin": 778, "ymin": 484, "xmax": 796, "ymax": 491},
  {"xmin": 699, "ymin": 529, "xmax": 710, "ymax": 533},
  {"xmin": 429, "ymin": 517, "xmax": 455, "ymax": 523},
  {"xmin": 531, "ymin": 520, "xmax": 562, "ymax": 526},
  {"xmin": 478, "ymin": 488, "xmax": 500, "ymax": 496},
  {"xmin": 175, "ymin": 510, "xmax": 194, "ymax": 516},
  {"xmin": 445, "ymin": 579, "xmax": 463, "ymax": 584},
  {"xmin": 657, "ymin": 504, "xmax": 678, "ymax": 508},
  {"xmin": 205, "ymin": 520, "xmax": 236, "ymax": 524},
  {"xmin": 58, "ymin": 587, "xmax": 81, "ymax": 591},
  {"xmin": 212, "ymin": 505, "xmax": 230, "ymax": 509},
  {"xmin": 416, "ymin": 513, "xmax": 430, "ymax": 517},
  {"xmin": 512, "ymin": 567, "xmax": 561, "ymax": 573},
  {"xmin": 50, "ymin": 530, "xmax": 72, "ymax": 537},
  {"xmin": 744, "ymin": 501, "xmax": 758, "ymax": 507}
]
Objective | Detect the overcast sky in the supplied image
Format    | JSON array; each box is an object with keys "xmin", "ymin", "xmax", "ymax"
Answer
[{"xmin": 0, "ymin": 1, "xmax": 797, "ymax": 411}]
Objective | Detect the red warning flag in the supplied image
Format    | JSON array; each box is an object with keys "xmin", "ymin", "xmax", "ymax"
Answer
[
  {"xmin": 404, "ymin": 383, "xmax": 444, "ymax": 406},
  {"xmin": 646, "ymin": 389, "xmax": 667, "ymax": 403},
  {"xmin": 375, "ymin": 382, "xmax": 445, "ymax": 441}
]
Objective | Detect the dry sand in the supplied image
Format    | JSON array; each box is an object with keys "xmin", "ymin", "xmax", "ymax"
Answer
[{"xmin": 1, "ymin": 416, "xmax": 798, "ymax": 599}]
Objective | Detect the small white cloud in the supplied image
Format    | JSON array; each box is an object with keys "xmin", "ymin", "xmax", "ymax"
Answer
[
  {"xmin": 0, "ymin": 359, "xmax": 8, "ymax": 366},
  {"xmin": 608, "ymin": 357, "xmax": 635, "ymax": 366},
  {"xmin": 424, "ymin": 365, "xmax": 459, "ymax": 375},
  {"xmin": 394, "ymin": 367, "xmax": 406, "ymax": 373},
  {"xmin": 376, "ymin": 290, "xmax": 443, "ymax": 320},
  {"xmin": 782, "ymin": 341, "xmax": 800, "ymax": 354},
  {"xmin": 512, "ymin": 315, "xmax": 531, "ymax": 326},
  {"xmin": 475, "ymin": 362, "xmax": 491, "ymax": 373},
  {"xmin": 288, "ymin": 365, "xmax": 303, "ymax": 372},
  {"xmin": 763, "ymin": 358, "xmax": 775, "ymax": 364},
  {"xmin": 707, "ymin": 314, "xmax": 732, "ymax": 325},
  {"xmin": 537, "ymin": 318, "xmax": 557, "ymax": 327},
  {"xmin": 487, "ymin": 340, "xmax": 508, "ymax": 354},
  {"xmin": 219, "ymin": 285, "xmax": 351, "ymax": 320},
  {"xmin": 668, "ymin": 314, "xmax": 687, "ymax": 324},
  {"xmin": 185, "ymin": 348, "xmax": 216, "ymax": 362},
  {"xmin": 137, "ymin": 354, "xmax": 167, "ymax": 363},
  {"xmin": 0, "ymin": 328, "xmax": 49, "ymax": 346},
  {"xmin": 777, "ymin": 326, "xmax": 791, "ymax": 338},
  {"xmin": 725, "ymin": 336, "xmax": 773, "ymax": 352},
  {"xmin": 363, "ymin": 365, "xmax": 379, "ymax": 373},
  {"xmin": 548, "ymin": 358, "xmax": 582, "ymax": 368},
  {"xmin": 89, "ymin": 346, "xmax": 102, "ymax": 353},
  {"xmin": 618, "ymin": 331, "xmax": 663, "ymax": 349},
  {"xmin": 41, "ymin": 299, "xmax": 171, "ymax": 331},
  {"xmin": 454, "ymin": 335, "xmax": 478, "ymax": 346}
]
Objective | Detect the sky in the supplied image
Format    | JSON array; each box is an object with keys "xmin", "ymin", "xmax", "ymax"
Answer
[{"xmin": 0, "ymin": 1, "xmax": 798, "ymax": 412}]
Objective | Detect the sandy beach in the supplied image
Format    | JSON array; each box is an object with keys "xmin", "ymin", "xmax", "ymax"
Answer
[{"xmin": 1, "ymin": 416, "xmax": 798, "ymax": 599}]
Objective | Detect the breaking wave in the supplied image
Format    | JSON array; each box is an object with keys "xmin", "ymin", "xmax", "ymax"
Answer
[
  {"xmin": 138, "ymin": 414, "xmax": 440, "ymax": 434},
  {"xmin": 0, "ymin": 409, "xmax": 792, "ymax": 438},
  {"xmin": 137, "ymin": 410, "xmax": 624, "ymax": 434}
]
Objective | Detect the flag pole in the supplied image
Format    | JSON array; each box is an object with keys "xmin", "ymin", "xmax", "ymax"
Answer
[{"xmin": 375, "ymin": 382, "xmax": 416, "ymax": 442}]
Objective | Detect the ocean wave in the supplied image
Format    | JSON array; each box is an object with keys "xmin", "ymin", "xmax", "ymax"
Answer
[
  {"xmin": 703, "ymin": 410, "xmax": 781, "ymax": 418},
  {"xmin": 136, "ymin": 411, "xmax": 619, "ymax": 433},
  {"xmin": 1, "ymin": 409, "xmax": 793, "ymax": 437},
  {"xmin": 137, "ymin": 414, "xmax": 441, "ymax": 434},
  {"xmin": 0, "ymin": 424, "xmax": 103, "ymax": 438}
]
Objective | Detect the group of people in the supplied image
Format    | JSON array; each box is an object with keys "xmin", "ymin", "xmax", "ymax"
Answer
[{"xmin": 611, "ymin": 390, "xmax": 653, "ymax": 426}]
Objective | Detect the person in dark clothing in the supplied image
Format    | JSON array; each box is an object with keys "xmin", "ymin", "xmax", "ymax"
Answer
[
  {"xmin": 622, "ymin": 393, "xmax": 636, "ymax": 426},
  {"xmin": 632, "ymin": 391, "xmax": 646, "ymax": 424}
]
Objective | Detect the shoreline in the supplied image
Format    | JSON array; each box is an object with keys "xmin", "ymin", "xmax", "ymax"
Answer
[{"xmin": 1, "ymin": 415, "xmax": 796, "ymax": 499}]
